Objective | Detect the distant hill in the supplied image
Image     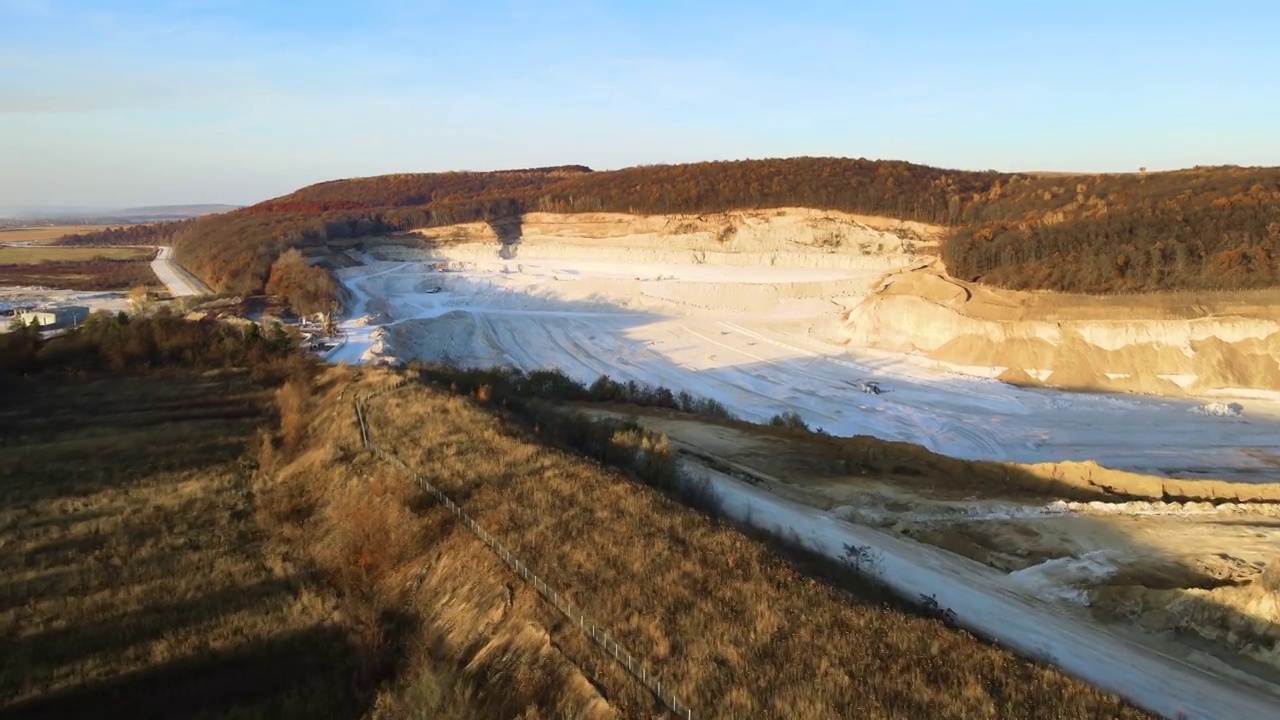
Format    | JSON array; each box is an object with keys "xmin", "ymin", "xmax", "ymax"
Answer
[
  {"xmin": 52, "ymin": 159, "xmax": 1280, "ymax": 295},
  {"xmin": 0, "ymin": 204, "xmax": 240, "ymax": 224},
  {"xmin": 113, "ymin": 204, "xmax": 241, "ymax": 221}
]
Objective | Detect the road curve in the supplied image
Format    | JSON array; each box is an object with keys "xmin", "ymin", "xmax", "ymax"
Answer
[{"xmin": 151, "ymin": 246, "xmax": 211, "ymax": 298}]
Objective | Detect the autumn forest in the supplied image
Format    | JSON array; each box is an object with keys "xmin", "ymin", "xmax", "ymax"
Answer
[{"xmin": 55, "ymin": 158, "xmax": 1280, "ymax": 301}]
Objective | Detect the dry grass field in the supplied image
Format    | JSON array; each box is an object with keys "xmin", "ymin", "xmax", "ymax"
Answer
[
  {"xmin": 0, "ymin": 247, "xmax": 158, "ymax": 291},
  {"xmin": 0, "ymin": 372, "xmax": 485, "ymax": 720},
  {"xmin": 0, "ymin": 226, "xmax": 123, "ymax": 245},
  {"xmin": 259, "ymin": 366, "xmax": 1152, "ymax": 719},
  {"xmin": 0, "ymin": 246, "xmax": 154, "ymax": 264}
]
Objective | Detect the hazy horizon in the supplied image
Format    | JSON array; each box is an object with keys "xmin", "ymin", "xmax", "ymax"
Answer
[{"xmin": 4, "ymin": 0, "xmax": 1279, "ymax": 208}]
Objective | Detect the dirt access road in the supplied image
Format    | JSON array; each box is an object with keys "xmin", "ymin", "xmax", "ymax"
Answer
[
  {"xmin": 151, "ymin": 246, "xmax": 211, "ymax": 298},
  {"xmin": 592, "ymin": 412, "xmax": 1280, "ymax": 720},
  {"xmin": 690, "ymin": 459, "xmax": 1279, "ymax": 719}
]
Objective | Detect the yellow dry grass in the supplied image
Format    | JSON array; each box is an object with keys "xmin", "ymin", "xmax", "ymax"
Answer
[
  {"xmin": 0, "ymin": 226, "xmax": 124, "ymax": 245},
  {"xmin": 0, "ymin": 246, "xmax": 154, "ymax": 264},
  {"xmin": 0, "ymin": 373, "xmax": 479, "ymax": 719},
  {"xmin": 263, "ymin": 367, "xmax": 1152, "ymax": 719}
]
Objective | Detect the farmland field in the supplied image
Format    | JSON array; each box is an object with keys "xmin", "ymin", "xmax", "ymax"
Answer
[
  {"xmin": 0, "ymin": 246, "xmax": 154, "ymax": 264},
  {"xmin": 0, "ymin": 247, "xmax": 158, "ymax": 291},
  {"xmin": 0, "ymin": 226, "xmax": 125, "ymax": 245}
]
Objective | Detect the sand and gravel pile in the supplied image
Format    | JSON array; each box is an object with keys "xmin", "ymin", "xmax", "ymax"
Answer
[{"xmin": 1093, "ymin": 559, "xmax": 1280, "ymax": 672}]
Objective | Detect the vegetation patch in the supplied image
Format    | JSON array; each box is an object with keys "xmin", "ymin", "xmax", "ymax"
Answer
[
  {"xmin": 0, "ymin": 247, "xmax": 154, "ymax": 265},
  {"xmin": 0, "ymin": 247, "xmax": 157, "ymax": 292},
  {"xmin": 0, "ymin": 371, "xmax": 369, "ymax": 719}
]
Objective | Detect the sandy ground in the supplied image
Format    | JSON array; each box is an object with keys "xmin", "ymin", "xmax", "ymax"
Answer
[
  {"xmin": 151, "ymin": 246, "xmax": 211, "ymax": 298},
  {"xmin": 585, "ymin": 411, "xmax": 1280, "ymax": 712},
  {"xmin": 850, "ymin": 265, "xmax": 1280, "ymax": 395}
]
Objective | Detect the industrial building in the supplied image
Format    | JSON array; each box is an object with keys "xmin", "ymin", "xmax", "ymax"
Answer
[{"xmin": 13, "ymin": 306, "xmax": 90, "ymax": 329}]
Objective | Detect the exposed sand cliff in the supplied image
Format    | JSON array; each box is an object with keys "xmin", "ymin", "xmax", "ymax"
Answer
[
  {"xmin": 402, "ymin": 208, "xmax": 1280, "ymax": 396},
  {"xmin": 845, "ymin": 268, "xmax": 1280, "ymax": 395}
]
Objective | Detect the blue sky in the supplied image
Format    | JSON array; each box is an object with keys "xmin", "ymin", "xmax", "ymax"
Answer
[{"xmin": 2, "ymin": 0, "xmax": 1278, "ymax": 207}]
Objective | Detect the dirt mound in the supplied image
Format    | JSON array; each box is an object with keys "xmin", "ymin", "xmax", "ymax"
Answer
[
  {"xmin": 386, "ymin": 312, "xmax": 499, "ymax": 368},
  {"xmin": 1020, "ymin": 461, "xmax": 1280, "ymax": 503},
  {"xmin": 1094, "ymin": 560, "xmax": 1280, "ymax": 673}
]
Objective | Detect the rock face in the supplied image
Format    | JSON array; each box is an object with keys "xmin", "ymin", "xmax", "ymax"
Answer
[{"xmin": 839, "ymin": 267, "xmax": 1280, "ymax": 395}]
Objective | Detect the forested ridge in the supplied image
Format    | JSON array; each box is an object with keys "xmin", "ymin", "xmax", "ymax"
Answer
[{"xmin": 56, "ymin": 158, "xmax": 1280, "ymax": 297}]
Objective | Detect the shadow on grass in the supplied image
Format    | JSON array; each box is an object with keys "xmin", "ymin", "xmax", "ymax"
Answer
[
  {"xmin": 2, "ymin": 625, "xmax": 365, "ymax": 720},
  {"xmin": 3, "ymin": 577, "xmax": 304, "ymax": 673},
  {"xmin": 0, "ymin": 549, "xmax": 203, "ymax": 614}
]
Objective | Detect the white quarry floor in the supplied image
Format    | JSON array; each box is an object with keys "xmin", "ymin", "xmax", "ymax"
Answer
[{"xmin": 333, "ymin": 252, "xmax": 1280, "ymax": 483}]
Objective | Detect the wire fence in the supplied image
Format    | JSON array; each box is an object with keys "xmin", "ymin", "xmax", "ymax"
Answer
[{"xmin": 355, "ymin": 383, "xmax": 694, "ymax": 719}]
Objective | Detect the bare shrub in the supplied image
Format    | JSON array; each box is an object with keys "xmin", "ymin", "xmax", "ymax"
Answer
[
  {"xmin": 257, "ymin": 426, "xmax": 278, "ymax": 476},
  {"xmin": 676, "ymin": 472, "xmax": 724, "ymax": 518},
  {"xmin": 277, "ymin": 378, "xmax": 308, "ymax": 453},
  {"xmin": 768, "ymin": 410, "xmax": 809, "ymax": 432}
]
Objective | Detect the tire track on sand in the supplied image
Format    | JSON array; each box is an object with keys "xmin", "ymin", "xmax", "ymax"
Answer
[{"xmin": 709, "ymin": 321, "xmax": 1006, "ymax": 458}]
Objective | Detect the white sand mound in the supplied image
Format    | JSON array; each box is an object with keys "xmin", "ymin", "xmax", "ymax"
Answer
[
  {"xmin": 1191, "ymin": 402, "xmax": 1245, "ymax": 417},
  {"xmin": 1007, "ymin": 551, "xmax": 1119, "ymax": 605}
]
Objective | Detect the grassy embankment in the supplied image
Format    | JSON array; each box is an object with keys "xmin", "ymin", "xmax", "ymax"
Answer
[
  {"xmin": 258, "ymin": 364, "xmax": 1153, "ymax": 719},
  {"xmin": 0, "ymin": 317, "xmax": 486, "ymax": 720}
]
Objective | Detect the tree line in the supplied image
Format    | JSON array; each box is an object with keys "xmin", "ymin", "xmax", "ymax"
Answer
[
  {"xmin": 54, "ymin": 159, "xmax": 1280, "ymax": 299},
  {"xmin": 1, "ymin": 309, "xmax": 301, "ymax": 379}
]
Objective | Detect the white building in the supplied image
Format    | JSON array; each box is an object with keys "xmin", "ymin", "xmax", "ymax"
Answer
[{"xmin": 14, "ymin": 306, "xmax": 90, "ymax": 328}]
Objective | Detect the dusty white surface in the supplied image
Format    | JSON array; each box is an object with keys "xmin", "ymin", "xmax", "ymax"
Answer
[
  {"xmin": 696, "ymin": 461, "xmax": 1280, "ymax": 719},
  {"xmin": 0, "ymin": 246, "xmax": 205, "ymax": 321},
  {"xmin": 0, "ymin": 286, "xmax": 130, "ymax": 320},
  {"xmin": 331, "ymin": 238, "xmax": 1280, "ymax": 482},
  {"xmin": 151, "ymin": 246, "xmax": 211, "ymax": 298}
]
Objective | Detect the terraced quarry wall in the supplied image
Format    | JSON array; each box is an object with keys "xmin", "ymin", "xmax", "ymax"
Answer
[
  {"xmin": 402, "ymin": 209, "xmax": 1280, "ymax": 397},
  {"xmin": 845, "ymin": 269, "xmax": 1280, "ymax": 395}
]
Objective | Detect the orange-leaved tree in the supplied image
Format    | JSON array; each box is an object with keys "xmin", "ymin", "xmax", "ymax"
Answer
[{"xmin": 266, "ymin": 249, "xmax": 339, "ymax": 324}]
